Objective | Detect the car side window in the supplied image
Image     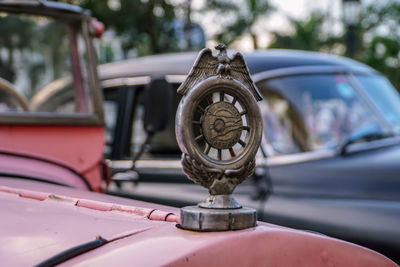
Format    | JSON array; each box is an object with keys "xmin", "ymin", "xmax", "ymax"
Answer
[
  {"xmin": 257, "ymin": 74, "xmax": 386, "ymax": 155},
  {"xmin": 130, "ymin": 83, "xmax": 181, "ymax": 159},
  {"xmin": 103, "ymin": 87, "xmax": 119, "ymax": 157},
  {"xmin": 258, "ymin": 91, "xmax": 305, "ymax": 154}
]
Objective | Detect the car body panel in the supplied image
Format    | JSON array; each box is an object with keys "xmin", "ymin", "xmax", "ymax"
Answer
[
  {"xmin": 0, "ymin": 153, "xmax": 89, "ymax": 189},
  {"xmin": 0, "ymin": 178, "xmax": 395, "ymax": 267},
  {"xmin": 0, "ymin": 125, "xmax": 105, "ymax": 191},
  {"xmin": 63, "ymin": 224, "xmax": 394, "ymax": 267},
  {"xmin": 0, "ymin": 178, "xmax": 177, "ymax": 266},
  {"xmin": 268, "ymin": 143, "xmax": 400, "ymax": 200}
]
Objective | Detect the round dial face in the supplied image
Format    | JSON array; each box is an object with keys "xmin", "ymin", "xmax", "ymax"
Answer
[
  {"xmin": 201, "ymin": 101, "xmax": 242, "ymax": 150},
  {"xmin": 192, "ymin": 90, "xmax": 250, "ymax": 163},
  {"xmin": 176, "ymin": 77, "xmax": 262, "ymax": 170}
]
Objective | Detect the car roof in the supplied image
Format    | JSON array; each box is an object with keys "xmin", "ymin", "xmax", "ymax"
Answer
[
  {"xmin": 0, "ymin": 0, "xmax": 88, "ymax": 17},
  {"xmin": 99, "ymin": 49, "xmax": 376, "ymax": 81}
]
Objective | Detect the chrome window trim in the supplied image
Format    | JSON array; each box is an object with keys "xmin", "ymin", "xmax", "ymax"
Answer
[
  {"xmin": 165, "ymin": 74, "xmax": 187, "ymax": 84},
  {"xmin": 101, "ymin": 76, "xmax": 151, "ymax": 88},
  {"xmin": 344, "ymin": 136, "xmax": 400, "ymax": 154},
  {"xmin": 110, "ymin": 159, "xmax": 182, "ymax": 170},
  {"xmin": 263, "ymin": 149, "xmax": 336, "ymax": 167},
  {"xmin": 101, "ymin": 74, "xmax": 185, "ymax": 89},
  {"xmin": 252, "ymin": 65, "xmax": 375, "ymax": 84}
]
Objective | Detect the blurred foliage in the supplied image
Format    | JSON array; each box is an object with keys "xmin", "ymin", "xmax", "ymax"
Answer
[
  {"xmin": 269, "ymin": 13, "xmax": 335, "ymax": 51},
  {"xmin": 201, "ymin": 0, "xmax": 275, "ymax": 49},
  {"xmin": 63, "ymin": 0, "xmax": 398, "ymax": 89},
  {"xmin": 78, "ymin": 0, "xmax": 180, "ymax": 57},
  {"xmin": 359, "ymin": 2, "xmax": 400, "ymax": 89},
  {"xmin": 268, "ymin": 1, "xmax": 400, "ymax": 90}
]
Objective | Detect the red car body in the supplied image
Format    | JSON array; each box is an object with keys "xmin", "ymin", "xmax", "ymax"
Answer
[
  {"xmin": 0, "ymin": 1, "xmax": 396, "ymax": 266},
  {"xmin": 0, "ymin": 125, "xmax": 106, "ymax": 191}
]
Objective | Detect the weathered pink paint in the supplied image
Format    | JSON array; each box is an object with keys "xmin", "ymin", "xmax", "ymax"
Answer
[
  {"xmin": 18, "ymin": 189, "xmax": 48, "ymax": 201},
  {"xmin": 0, "ymin": 125, "xmax": 106, "ymax": 191},
  {"xmin": 0, "ymin": 178, "xmax": 396, "ymax": 267},
  {"xmin": 0, "ymin": 153, "xmax": 89, "ymax": 190},
  {"xmin": 0, "ymin": 184, "xmax": 179, "ymax": 222},
  {"xmin": 76, "ymin": 199, "xmax": 114, "ymax": 211}
]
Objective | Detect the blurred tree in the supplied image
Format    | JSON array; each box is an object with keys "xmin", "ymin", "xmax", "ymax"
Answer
[
  {"xmin": 269, "ymin": 13, "xmax": 329, "ymax": 51},
  {"xmin": 78, "ymin": 0, "xmax": 179, "ymax": 57},
  {"xmin": 359, "ymin": 1, "xmax": 400, "ymax": 89},
  {"xmin": 267, "ymin": 1, "xmax": 400, "ymax": 90},
  {"xmin": 202, "ymin": 0, "xmax": 275, "ymax": 49}
]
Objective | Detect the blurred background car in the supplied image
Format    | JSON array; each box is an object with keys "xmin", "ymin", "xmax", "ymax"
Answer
[
  {"xmin": 100, "ymin": 50, "xmax": 400, "ymax": 262},
  {"xmin": 32, "ymin": 48, "xmax": 400, "ymax": 263}
]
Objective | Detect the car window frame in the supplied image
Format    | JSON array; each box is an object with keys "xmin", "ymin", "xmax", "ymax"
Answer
[
  {"xmin": 0, "ymin": 8, "xmax": 104, "ymax": 126},
  {"xmin": 253, "ymin": 65, "xmax": 394, "ymax": 166},
  {"xmin": 101, "ymin": 76, "xmax": 189, "ymax": 182}
]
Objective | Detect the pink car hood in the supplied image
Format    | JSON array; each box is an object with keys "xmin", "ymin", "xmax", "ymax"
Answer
[{"xmin": 0, "ymin": 178, "xmax": 396, "ymax": 267}]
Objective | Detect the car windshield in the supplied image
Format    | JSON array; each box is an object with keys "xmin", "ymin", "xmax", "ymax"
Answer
[
  {"xmin": 257, "ymin": 74, "xmax": 391, "ymax": 154},
  {"xmin": 0, "ymin": 11, "xmax": 92, "ymax": 113},
  {"xmin": 355, "ymin": 74, "xmax": 400, "ymax": 135}
]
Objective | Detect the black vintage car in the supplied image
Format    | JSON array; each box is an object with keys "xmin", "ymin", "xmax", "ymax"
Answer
[{"xmin": 32, "ymin": 49, "xmax": 400, "ymax": 262}]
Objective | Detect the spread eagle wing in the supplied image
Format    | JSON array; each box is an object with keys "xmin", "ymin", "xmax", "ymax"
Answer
[
  {"xmin": 177, "ymin": 48, "xmax": 218, "ymax": 95},
  {"xmin": 230, "ymin": 52, "xmax": 263, "ymax": 101}
]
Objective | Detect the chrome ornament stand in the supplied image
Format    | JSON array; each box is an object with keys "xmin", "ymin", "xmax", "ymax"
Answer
[{"xmin": 176, "ymin": 44, "xmax": 263, "ymax": 231}]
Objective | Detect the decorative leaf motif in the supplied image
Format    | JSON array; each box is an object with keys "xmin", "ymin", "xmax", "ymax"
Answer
[
  {"xmin": 181, "ymin": 154, "xmax": 222, "ymax": 189},
  {"xmin": 181, "ymin": 153, "xmax": 256, "ymax": 194},
  {"xmin": 225, "ymin": 159, "xmax": 255, "ymax": 183}
]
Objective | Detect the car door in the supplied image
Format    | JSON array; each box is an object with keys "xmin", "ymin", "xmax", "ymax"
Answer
[
  {"xmin": 255, "ymin": 72, "xmax": 395, "ymax": 199},
  {"xmin": 102, "ymin": 78, "xmax": 187, "ymax": 182}
]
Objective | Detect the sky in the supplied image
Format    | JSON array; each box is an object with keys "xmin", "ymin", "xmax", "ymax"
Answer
[{"xmin": 188, "ymin": 0, "xmax": 374, "ymax": 51}]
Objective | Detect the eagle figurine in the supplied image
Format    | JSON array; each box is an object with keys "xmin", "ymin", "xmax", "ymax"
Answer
[{"xmin": 177, "ymin": 43, "xmax": 262, "ymax": 101}]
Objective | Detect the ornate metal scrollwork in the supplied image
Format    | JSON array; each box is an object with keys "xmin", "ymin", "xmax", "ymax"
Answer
[{"xmin": 176, "ymin": 44, "xmax": 262, "ymax": 231}]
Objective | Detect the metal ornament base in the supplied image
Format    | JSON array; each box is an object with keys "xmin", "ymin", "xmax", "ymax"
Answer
[{"xmin": 180, "ymin": 205, "xmax": 257, "ymax": 231}]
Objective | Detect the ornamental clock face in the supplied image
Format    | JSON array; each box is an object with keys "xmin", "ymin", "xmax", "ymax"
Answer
[{"xmin": 201, "ymin": 100, "xmax": 243, "ymax": 151}]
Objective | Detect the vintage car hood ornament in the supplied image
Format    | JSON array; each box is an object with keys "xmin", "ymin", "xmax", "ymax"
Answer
[{"xmin": 176, "ymin": 44, "xmax": 263, "ymax": 231}]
